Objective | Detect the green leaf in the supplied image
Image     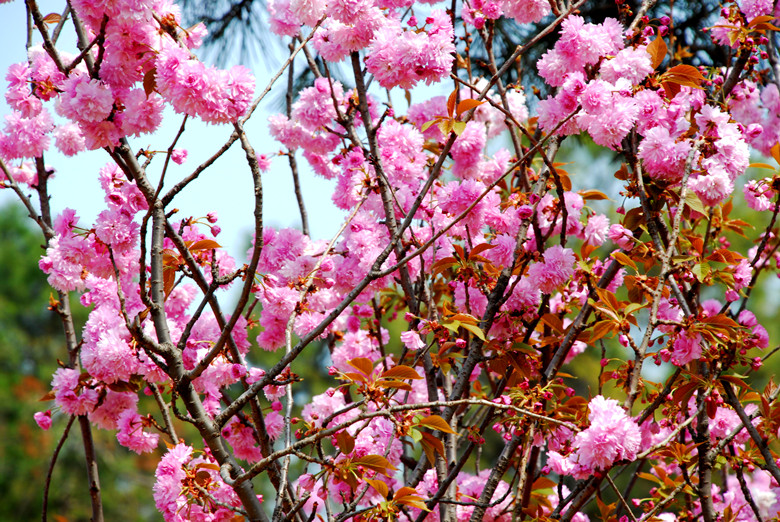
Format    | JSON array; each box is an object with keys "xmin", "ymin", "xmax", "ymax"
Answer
[
  {"xmin": 624, "ymin": 302, "xmax": 648, "ymax": 315},
  {"xmin": 437, "ymin": 119, "xmax": 454, "ymax": 136},
  {"xmin": 421, "ymin": 118, "xmax": 440, "ymax": 132},
  {"xmin": 692, "ymin": 262, "xmax": 711, "ymax": 282},
  {"xmin": 442, "ymin": 320, "xmax": 461, "ymax": 333},
  {"xmin": 460, "ymin": 322, "xmax": 486, "ymax": 341},
  {"xmin": 684, "ymin": 190, "xmax": 707, "ymax": 214}
]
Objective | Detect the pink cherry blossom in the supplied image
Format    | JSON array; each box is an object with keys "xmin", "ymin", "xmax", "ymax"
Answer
[
  {"xmin": 569, "ymin": 396, "xmax": 642, "ymax": 476},
  {"xmin": 400, "ymin": 330, "xmax": 426, "ymax": 351},
  {"xmin": 528, "ymin": 245, "xmax": 576, "ymax": 294}
]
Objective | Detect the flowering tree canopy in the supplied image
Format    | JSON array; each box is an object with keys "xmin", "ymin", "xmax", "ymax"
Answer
[{"xmin": 5, "ymin": 0, "xmax": 780, "ymax": 520}]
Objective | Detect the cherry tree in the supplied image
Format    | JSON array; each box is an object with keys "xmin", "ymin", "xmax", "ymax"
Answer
[{"xmin": 5, "ymin": 0, "xmax": 780, "ymax": 520}]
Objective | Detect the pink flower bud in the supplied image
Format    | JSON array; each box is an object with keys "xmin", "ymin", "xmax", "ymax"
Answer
[
  {"xmin": 34, "ymin": 410, "xmax": 52, "ymax": 431},
  {"xmin": 171, "ymin": 149, "xmax": 188, "ymax": 165},
  {"xmin": 518, "ymin": 204, "xmax": 534, "ymax": 219},
  {"xmin": 256, "ymin": 153, "xmax": 271, "ymax": 172}
]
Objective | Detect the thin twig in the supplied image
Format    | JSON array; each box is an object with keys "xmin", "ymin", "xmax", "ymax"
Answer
[{"xmin": 42, "ymin": 415, "xmax": 76, "ymax": 522}]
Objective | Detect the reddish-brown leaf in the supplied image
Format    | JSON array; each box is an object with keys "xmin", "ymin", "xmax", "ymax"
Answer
[
  {"xmin": 394, "ymin": 487, "xmax": 421, "ymax": 501},
  {"xmin": 447, "ymin": 89, "xmax": 457, "ymax": 118},
  {"xmin": 531, "ymin": 477, "xmax": 557, "ymax": 491},
  {"xmin": 143, "ymin": 68, "xmax": 157, "ymax": 98},
  {"xmin": 189, "ymin": 239, "xmax": 222, "ymax": 251},
  {"xmin": 376, "ymin": 380, "xmax": 413, "ymax": 391},
  {"xmin": 42, "ymin": 12, "xmax": 62, "ymax": 24},
  {"xmin": 579, "ymin": 189, "xmax": 610, "ymax": 201},
  {"xmin": 417, "ymin": 414, "xmax": 456, "ymax": 434},
  {"xmin": 395, "ymin": 493, "xmax": 429, "ymax": 510},
  {"xmin": 449, "ymin": 313, "xmax": 479, "ymax": 325},
  {"xmin": 342, "ymin": 373, "xmax": 368, "ymax": 385},
  {"xmin": 661, "ymin": 64, "xmax": 705, "ymax": 89},
  {"xmin": 195, "ymin": 470, "xmax": 211, "ymax": 486},
  {"xmin": 590, "ymin": 320, "xmax": 616, "ymax": 343},
  {"xmin": 469, "ymin": 242, "xmax": 496, "ymax": 258},
  {"xmin": 747, "ymin": 15, "xmax": 780, "ymax": 31},
  {"xmin": 163, "ymin": 267, "xmax": 176, "ymax": 298},
  {"xmin": 647, "ymin": 37, "xmax": 668, "ymax": 69},
  {"xmin": 611, "ymin": 251, "xmax": 638, "ymax": 272},
  {"xmin": 365, "ymin": 478, "xmax": 389, "ymax": 498},
  {"xmin": 420, "ymin": 431, "xmax": 445, "ymax": 463},
  {"xmin": 336, "ymin": 430, "xmax": 355, "ymax": 454},
  {"xmin": 700, "ymin": 314, "xmax": 740, "ymax": 329},
  {"xmin": 720, "ymin": 375, "xmax": 749, "ymax": 391},
  {"xmin": 540, "ymin": 313, "xmax": 564, "ymax": 334},
  {"xmin": 380, "ymin": 365, "xmax": 423, "ymax": 380},
  {"xmin": 354, "ymin": 454, "xmax": 397, "ymax": 475},
  {"xmin": 456, "ymin": 98, "xmax": 484, "ymax": 118},
  {"xmin": 347, "ymin": 357, "xmax": 374, "ymax": 376},
  {"xmin": 662, "ymin": 81, "xmax": 682, "ymax": 99},
  {"xmin": 432, "ymin": 257, "xmax": 459, "ymax": 276},
  {"xmin": 594, "ymin": 287, "xmax": 620, "ymax": 312},
  {"xmin": 771, "ymin": 143, "xmax": 780, "ymax": 165}
]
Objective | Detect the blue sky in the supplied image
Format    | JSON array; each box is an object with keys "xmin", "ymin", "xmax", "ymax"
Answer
[{"xmin": 0, "ymin": 0, "xmax": 345, "ymax": 275}]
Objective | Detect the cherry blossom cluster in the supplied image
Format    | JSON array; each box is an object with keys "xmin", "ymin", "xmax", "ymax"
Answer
[{"xmin": 7, "ymin": 0, "xmax": 780, "ymax": 519}]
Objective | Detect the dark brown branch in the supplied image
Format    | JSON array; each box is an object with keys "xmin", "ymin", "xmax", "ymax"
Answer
[
  {"xmin": 77, "ymin": 415, "xmax": 104, "ymax": 522},
  {"xmin": 721, "ymin": 381, "xmax": 780, "ymax": 484}
]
